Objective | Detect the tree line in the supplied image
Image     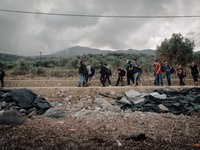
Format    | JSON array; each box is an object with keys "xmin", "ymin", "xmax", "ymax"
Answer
[{"xmin": 0, "ymin": 33, "xmax": 199, "ymax": 77}]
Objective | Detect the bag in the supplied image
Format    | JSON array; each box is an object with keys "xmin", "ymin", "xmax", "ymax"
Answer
[
  {"xmin": 121, "ymin": 69, "xmax": 126, "ymax": 76},
  {"xmin": 161, "ymin": 65, "xmax": 166, "ymax": 72},
  {"xmin": 170, "ymin": 67, "xmax": 175, "ymax": 74},
  {"xmin": 91, "ymin": 67, "xmax": 95, "ymax": 76},
  {"xmin": 108, "ymin": 69, "xmax": 112, "ymax": 76},
  {"xmin": 0, "ymin": 70, "xmax": 5, "ymax": 78},
  {"xmin": 183, "ymin": 72, "xmax": 186, "ymax": 77}
]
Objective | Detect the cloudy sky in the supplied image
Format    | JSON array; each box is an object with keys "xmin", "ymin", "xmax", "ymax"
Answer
[{"xmin": 0, "ymin": 0, "xmax": 200, "ymax": 56}]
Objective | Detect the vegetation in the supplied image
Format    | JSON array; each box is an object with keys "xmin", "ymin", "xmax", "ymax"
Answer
[
  {"xmin": 0, "ymin": 33, "xmax": 199, "ymax": 77},
  {"xmin": 156, "ymin": 33, "xmax": 195, "ymax": 66}
]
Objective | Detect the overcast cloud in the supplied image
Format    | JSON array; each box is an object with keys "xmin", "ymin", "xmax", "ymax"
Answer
[{"xmin": 0, "ymin": 0, "xmax": 200, "ymax": 56}]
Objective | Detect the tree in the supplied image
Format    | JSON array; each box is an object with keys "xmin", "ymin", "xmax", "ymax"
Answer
[{"xmin": 156, "ymin": 33, "xmax": 195, "ymax": 66}]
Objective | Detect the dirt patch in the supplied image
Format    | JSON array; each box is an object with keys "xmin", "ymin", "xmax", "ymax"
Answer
[
  {"xmin": 0, "ymin": 87, "xmax": 200, "ymax": 150},
  {"xmin": 0, "ymin": 112, "xmax": 199, "ymax": 150}
]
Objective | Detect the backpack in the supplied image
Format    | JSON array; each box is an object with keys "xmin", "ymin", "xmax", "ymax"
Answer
[
  {"xmin": 91, "ymin": 67, "xmax": 95, "ymax": 76},
  {"xmin": 107, "ymin": 68, "xmax": 112, "ymax": 76},
  {"xmin": 0, "ymin": 70, "xmax": 5, "ymax": 78},
  {"xmin": 121, "ymin": 69, "xmax": 126, "ymax": 76},
  {"xmin": 161, "ymin": 65, "xmax": 166, "ymax": 72},
  {"xmin": 170, "ymin": 67, "xmax": 175, "ymax": 74}
]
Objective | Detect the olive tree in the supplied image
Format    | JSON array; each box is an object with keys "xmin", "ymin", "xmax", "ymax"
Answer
[{"xmin": 156, "ymin": 33, "xmax": 195, "ymax": 66}]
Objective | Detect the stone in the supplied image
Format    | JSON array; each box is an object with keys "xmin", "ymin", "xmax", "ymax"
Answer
[
  {"xmin": 0, "ymin": 110, "xmax": 26, "ymax": 125},
  {"xmin": 110, "ymin": 91, "xmax": 116, "ymax": 96},
  {"xmin": 76, "ymin": 101, "xmax": 84, "ymax": 109},
  {"xmin": 117, "ymin": 97, "xmax": 131, "ymax": 105},
  {"xmin": 150, "ymin": 92, "xmax": 167, "ymax": 99},
  {"xmin": 158, "ymin": 104, "xmax": 169, "ymax": 111},
  {"xmin": 125, "ymin": 90, "xmax": 141, "ymax": 99},
  {"xmin": 26, "ymin": 111, "xmax": 37, "ymax": 118},
  {"xmin": 43, "ymin": 108, "xmax": 69, "ymax": 118},
  {"xmin": 1, "ymin": 101, "xmax": 7, "ymax": 109}
]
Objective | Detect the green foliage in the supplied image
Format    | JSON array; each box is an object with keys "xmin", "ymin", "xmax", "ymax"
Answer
[
  {"xmin": 0, "ymin": 61, "xmax": 6, "ymax": 69},
  {"xmin": 14, "ymin": 59, "xmax": 30, "ymax": 75},
  {"xmin": 36, "ymin": 67, "xmax": 45, "ymax": 76},
  {"xmin": 0, "ymin": 49, "xmax": 156, "ymax": 76},
  {"xmin": 156, "ymin": 33, "xmax": 194, "ymax": 66}
]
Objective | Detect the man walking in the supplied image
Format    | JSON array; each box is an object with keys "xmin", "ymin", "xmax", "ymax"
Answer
[
  {"xmin": 189, "ymin": 62, "xmax": 199, "ymax": 86},
  {"xmin": 164, "ymin": 60, "xmax": 172, "ymax": 86},
  {"xmin": 126, "ymin": 60, "xmax": 134, "ymax": 86},
  {"xmin": 99, "ymin": 63, "xmax": 106, "ymax": 87},
  {"xmin": 0, "ymin": 68, "xmax": 5, "ymax": 87},
  {"xmin": 115, "ymin": 68, "xmax": 125, "ymax": 86},
  {"xmin": 154, "ymin": 60, "xmax": 163, "ymax": 86}
]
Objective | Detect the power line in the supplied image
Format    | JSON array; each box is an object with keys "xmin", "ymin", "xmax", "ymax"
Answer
[{"xmin": 0, "ymin": 8, "xmax": 200, "ymax": 19}]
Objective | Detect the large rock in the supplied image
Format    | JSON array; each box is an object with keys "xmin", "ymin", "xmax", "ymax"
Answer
[
  {"xmin": 94, "ymin": 98, "xmax": 121, "ymax": 112},
  {"xmin": 0, "ymin": 110, "xmax": 26, "ymax": 125},
  {"xmin": 43, "ymin": 108, "xmax": 69, "ymax": 118}
]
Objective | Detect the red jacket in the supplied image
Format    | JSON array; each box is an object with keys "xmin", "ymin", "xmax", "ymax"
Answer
[{"xmin": 155, "ymin": 63, "xmax": 162, "ymax": 74}]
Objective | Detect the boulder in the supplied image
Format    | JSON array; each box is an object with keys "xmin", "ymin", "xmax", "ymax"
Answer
[
  {"xmin": 43, "ymin": 108, "xmax": 69, "ymax": 118},
  {"xmin": 0, "ymin": 110, "xmax": 26, "ymax": 125}
]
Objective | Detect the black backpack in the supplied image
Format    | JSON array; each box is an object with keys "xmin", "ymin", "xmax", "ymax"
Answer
[
  {"xmin": 91, "ymin": 67, "xmax": 95, "ymax": 76},
  {"xmin": 108, "ymin": 69, "xmax": 112, "ymax": 76},
  {"xmin": 120, "ymin": 69, "xmax": 126, "ymax": 76},
  {"xmin": 0, "ymin": 70, "xmax": 5, "ymax": 78},
  {"xmin": 170, "ymin": 67, "xmax": 175, "ymax": 74}
]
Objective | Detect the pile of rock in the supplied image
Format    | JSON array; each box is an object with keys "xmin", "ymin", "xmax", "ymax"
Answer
[{"xmin": 0, "ymin": 89, "xmax": 51, "ymax": 125}]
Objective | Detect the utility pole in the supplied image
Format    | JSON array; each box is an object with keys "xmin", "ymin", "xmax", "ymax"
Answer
[{"xmin": 39, "ymin": 51, "xmax": 42, "ymax": 61}]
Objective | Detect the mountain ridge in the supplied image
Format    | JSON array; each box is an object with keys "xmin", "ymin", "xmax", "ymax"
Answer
[{"xmin": 50, "ymin": 46, "xmax": 156, "ymax": 57}]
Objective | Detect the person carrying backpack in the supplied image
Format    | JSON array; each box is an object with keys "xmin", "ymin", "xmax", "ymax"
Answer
[
  {"xmin": 133, "ymin": 59, "xmax": 142, "ymax": 86},
  {"xmin": 78, "ymin": 60, "xmax": 88, "ymax": 87},
  {"xmin": 176, "ymin": 64, "xmax": 186, "ymax": 86},
  {"xmin": 163, "ymin": 60, "xmax": 173, "ymax": 86},
  {"xmin": 115, "ymin": 68, "xmax": 125, "ymax": 86},
  {"xmin": 126, "ymin": 60, "xmax": 134, "ymax": 86},
  {"xmin": 99, "ymin": 63, "xmax": 106, "ymax": 87},
  {"xmin": 189, "ymin": 62, "xmax": 199, "ymax": 86},
  {"xmin": 0, "ymin": 68, "xmax": 5, "ymax": 87},
  {"xmin": 104, "ymin": 64, "xmax": 112, "ymax": 86},
  {"xmin": 87, "ymin": 63, "xmax": 95, "ymax": 86}
]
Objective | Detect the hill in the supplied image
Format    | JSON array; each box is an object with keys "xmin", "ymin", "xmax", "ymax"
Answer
[{"xmin": 50, "ymin": 46, "xmax": 155, "ymax": 57}]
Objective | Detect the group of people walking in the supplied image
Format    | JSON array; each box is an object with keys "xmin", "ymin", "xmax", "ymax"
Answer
[
  {"xmin": 79, "ymin": 59, "xmax": 199, "ymax": 87},
  {"xmin": 154, "ymin": 60, "xmax": 199, "ymax": 86},
  {"xmin": 78, "ymin": 59, "xmax": 142, "ymax": 87}
]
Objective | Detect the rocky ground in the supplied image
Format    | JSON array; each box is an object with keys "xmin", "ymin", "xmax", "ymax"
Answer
[{"xmin": 0, "ymin": 78, "xmax": 200, "ymax": 150}]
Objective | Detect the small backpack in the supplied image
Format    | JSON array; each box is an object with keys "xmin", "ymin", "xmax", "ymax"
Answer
[
  {"xmin": 0, "ymin": 70, "xmax": 5, "ymax": 78},
  {"xmin": 121, "ymin": 69, "xmax": 126, "ymax": 76},
  {"xmin": 170, "ymin": 67, "xmax": 175, "ymax": 74},
  {"xmin": 91, "ymin": 67, "xmax": 95, "ymax": 76},
  {"xmin": 108, "ymin": 69, "xmax": 112, "ymax": 76}
]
